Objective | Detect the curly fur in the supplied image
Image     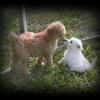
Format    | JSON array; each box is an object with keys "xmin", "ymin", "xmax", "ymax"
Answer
[{"xmin": 10, "ymin": 21, "xmax": 66, "ymax": 74}]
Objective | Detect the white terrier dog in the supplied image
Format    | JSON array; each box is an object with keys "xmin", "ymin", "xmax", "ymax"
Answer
[{"xmin": 58, "ymin": 37, "xmax": 97, "ymax": 73}]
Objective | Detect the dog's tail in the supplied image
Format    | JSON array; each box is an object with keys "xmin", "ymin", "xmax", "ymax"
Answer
[
  {"xmin": 90, "ymin": 57, "xmax": 97, "ymax": 70},
  {"xmin": 10, "ymin": 32, "xmax": 18, "ymax": 41},
  {"xmin": 0, "ymin": 67, "xmax": 11, "ymax": 75}
]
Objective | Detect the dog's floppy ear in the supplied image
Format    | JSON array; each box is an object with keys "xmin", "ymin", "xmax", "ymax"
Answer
[
  {"xmin": 47, "ymin": 24, "xmax": 57, "ymax": 37},
  {"xmin": 77, "ymin": 44, "xmax": 80, "ymax": 49},
  {"xmin": 47, "ymin": 26, "xmax": 54, "ymax": 33},
  {"xmin": 77, "ymin": 44, "xmax": 83, "ymax": 50}
]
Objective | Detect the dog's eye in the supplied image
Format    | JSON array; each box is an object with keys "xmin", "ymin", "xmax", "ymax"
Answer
[{"xmin": 70, "ymin": 41, "xmax": 72, "ymax": 43}]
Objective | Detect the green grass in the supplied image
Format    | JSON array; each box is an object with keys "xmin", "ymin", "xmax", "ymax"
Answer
[{"xmin": 0, "ymin": 8, "xmax": 100, "ymax": 95}]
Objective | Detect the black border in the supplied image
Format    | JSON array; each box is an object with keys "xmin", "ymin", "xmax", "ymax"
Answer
[{"xmin": 0, "ymin": 1, "xmax": 100, "ymax": 97}]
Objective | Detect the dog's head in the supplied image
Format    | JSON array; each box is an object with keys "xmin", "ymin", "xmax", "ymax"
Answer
[
  {"xmin": 65, "ymin": 37, "xmax": 83, "ymax": 51},
  {"xmin": 47, "ymin": 21, "xmax": 66, "ymax": 40}
]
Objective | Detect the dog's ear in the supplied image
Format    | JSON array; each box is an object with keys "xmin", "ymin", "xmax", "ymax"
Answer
[
  {"xmin": 77, "ymin": 44, "xmax": 80, "ymax": 49},
  {"xmin": 77, "ymin": 44, "xmax": 83, "ymax": 50},
  {"xmin": 47, "ymin": 25, "xmax": 57, "ymax": 37},
  {"xmin": 47, "ymin": 26, "xmax": 54, "ymax": 34}
]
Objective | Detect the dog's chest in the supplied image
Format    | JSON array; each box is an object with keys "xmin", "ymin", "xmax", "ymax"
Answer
[
  {"xmin": 65, "ymin": 50, "xmax": 83, "ymax": 65},
  {"xmin": 64, "ymin": 50, "xmax": 91, "ymax": 71},
  {"xmin": 46, "ymin": 39, "xmax": 58, "ymax": 53}
]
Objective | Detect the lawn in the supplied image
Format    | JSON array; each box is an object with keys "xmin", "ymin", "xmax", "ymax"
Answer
[{"xmin": 0, "ymin": 7, "xmax": 100, "ymax": 96}]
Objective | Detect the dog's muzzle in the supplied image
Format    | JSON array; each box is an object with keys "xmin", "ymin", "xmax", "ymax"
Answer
[{"xmin": 62, "ymin": 38, "xmax": 69, "ymax": 47}]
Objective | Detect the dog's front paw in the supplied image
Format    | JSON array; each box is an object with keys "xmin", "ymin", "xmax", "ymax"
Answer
[
  {"xmin": 41, "ymin": 62, "xmax": 45, "ymax": 66},
  {"xmin": 58, "ymin": 60, "xmax": 62, "ymax": 64}
]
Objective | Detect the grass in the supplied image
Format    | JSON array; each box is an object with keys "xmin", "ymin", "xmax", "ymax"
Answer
[{"xmin": 0, "ymin": 7, "xmax": 100, "ymax": 95}]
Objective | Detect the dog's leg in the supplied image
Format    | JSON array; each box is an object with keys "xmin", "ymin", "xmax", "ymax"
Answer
[
  {"xmin": 11, "ymin": 55, "xmax": 29, "ymax": 75},
  {"xmin": 37, "ymin": 57, "xmax": 44, "ymax": 65},
  {"xmin": 45, "ymin": 55, "xmax": 53, "ymax": 66},
  {"xmin": 58, "ymin": 57, "xmax": 64, "ymax": 65},
  {"xmin": 10, "ymin": 57, "xmax": 20, "ymax": 75},
  {"xmin": 13, "ymin": 58, "xmax": 30, "ymax": 75},
  {"xmin": 10, "ymin": 55, "xmax": 19, "ymax": 69}
]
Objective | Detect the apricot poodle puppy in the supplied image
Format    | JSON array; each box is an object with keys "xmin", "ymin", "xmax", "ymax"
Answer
[{"xmin": 10, "ymin": 21, "xmax": 66, "ymax": 73}]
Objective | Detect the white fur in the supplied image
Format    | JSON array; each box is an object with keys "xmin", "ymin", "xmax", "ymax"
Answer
[{"xmin": 58, "ymin": 37, "xmax": 97, "ymax": 73}]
